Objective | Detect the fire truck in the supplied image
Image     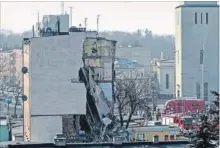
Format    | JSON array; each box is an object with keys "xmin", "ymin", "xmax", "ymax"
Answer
[
  {"xmin": 162, "ymin": 114, "xmax": 198, "ymax": 133},
  {"xmin": 163, "ymin": 98, "xmax": 205, "ymax": 114}
]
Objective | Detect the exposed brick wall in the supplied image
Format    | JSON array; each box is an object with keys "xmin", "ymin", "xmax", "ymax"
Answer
[{"xmin": 62, "ymin": 114, "xmax": 75, "ymax": 140}]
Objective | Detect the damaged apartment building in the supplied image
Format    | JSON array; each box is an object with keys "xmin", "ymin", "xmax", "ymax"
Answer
[{"xmin": 22, "ymin": 13, "xmax": 116, "ymax": 142}]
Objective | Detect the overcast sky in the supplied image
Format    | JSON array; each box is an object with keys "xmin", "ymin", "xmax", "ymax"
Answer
[{"xmin": 0, "ymin": 1, "xmax": 179, "ymax": 35}]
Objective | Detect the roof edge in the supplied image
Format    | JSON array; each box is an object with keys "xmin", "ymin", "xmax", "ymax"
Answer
[{"xmin": 175, "ymin": 4, "xmax": 219, "ymax": 9}]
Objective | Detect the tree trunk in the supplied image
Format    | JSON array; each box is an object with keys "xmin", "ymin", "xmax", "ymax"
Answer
[
  {"xmin": 118, "ymin": 105, "xmax": 124, "ymax": 127},
  {"xmin": 125, "ymin": 109, "xmax": 135, "ymax": 129},
  {"xmin": 7, "ymin": 103, "xmax": 10, "ymax": 115},
  {"xmin": 14, "ymin": 98, "xmax": 18, "ymax": 118}
]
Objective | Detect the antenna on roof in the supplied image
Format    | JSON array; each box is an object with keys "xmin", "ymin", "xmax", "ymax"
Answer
[
  {"xmin": 96, "ymin": 14, "xmax": 101, "ymax": 37},
  {"xmin": 69, "ymin": 7, "xmax": 73, "ymax": 27},
  {"xmin": 84, "ymin": 17, "xmax": 88, "ymax": 30},
  {"xmin": 37, "ymin": 12, "xmax": 40, "ymax": 29},
  {"xmin": 61, "ymin": 1, "xmax": 64, "ymax": 15},
  {"xmin": 97, "ymin": 14, "xmax": 100, "ymax": 33}
]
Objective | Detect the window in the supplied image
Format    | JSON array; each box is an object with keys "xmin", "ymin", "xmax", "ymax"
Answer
[
  {"xmin": 177, "ymin": 90, "xmax": 180, "ymax": 97},
  {"xmin": 164, "ymin": 135, "xmax": 169, "ymax": 141},
  {"xmin": 137, "ymin": 134, "xmax": 145, "ymax": 141},
  {"xmin": 195, "ymin": 13, "xmax": 197, "ymax": 24},
  {"xmin": 192, "ymin": 104, "xmax": 199, "ymax": 107},
  {"xmin": 200, "ymin": 49, "xmax": 204, "ymax": 64},
  {"xmin": 201, "ymin": 13, "xmax": 203, "ymax": 24},
  {"xmin": 177, "ymin": 103, "xmax": 183, "ymax": 106},
  {"xmin": 153, "ymin": 135, "xmax": 159, "ymax": 143},
  {"xmin": 196, "ymin": 83, "xmax": 201, "ymax": 99},
  {"xmin": 184, "ymin": 119, "xmax": 193, "ymax": 125},
  {"xmin": 204, "ymin": 82, "xmax": 208, "ymax": 101},
  {"xmin": 166, "ymin": 74, "xmax": 169, "ymax": 89},
  {"xmin": 170, "ymin": 135, "xmax": 175, "ymax": 140},
  {"xmin": 155, "ymin": 122, "xmax": 162, "ymax": 126},
  {"xmin": 180, "ymin": 120, "xmax": 183, "ymax": 124},
  {"xmin": 206, "ymin": 13, "xmax": 208, "ymax": 24}
]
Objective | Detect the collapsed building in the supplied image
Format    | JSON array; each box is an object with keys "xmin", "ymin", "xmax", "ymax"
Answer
[{"xmin": 22, "ymin": 28, "xmax": 116, "ymax": 142}]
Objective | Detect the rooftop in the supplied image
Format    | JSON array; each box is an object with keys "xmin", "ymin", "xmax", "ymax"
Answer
[
  {"xmin": 176, "ymin": 1, "xmax": 219, "ymax": 8},
  {"xmin": 129, "ymin": 125, "xmax": 181, "ymax": 132},
  {"xmin": 1, "ymin": 141, "xmax": 190, "ymax": 148}
]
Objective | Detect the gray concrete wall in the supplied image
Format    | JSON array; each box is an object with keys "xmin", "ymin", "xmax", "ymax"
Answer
[{"xmin": 29, "ymin": 32, "xmax": 97, "ymax": 115}]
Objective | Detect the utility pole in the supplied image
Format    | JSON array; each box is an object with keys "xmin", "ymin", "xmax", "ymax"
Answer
[
  {"xmin": 200, "ymin": 44, "xmax": 204, "ymax": 101},
  {"xmin": 61, "ymin": 1, "xmax": 64, "ymax": 15},
  {"xmin": 97, "ymin": 14, "xmax": 100, "ymax": 33},
  {"xmin": 84, "ymin": 17, "xmax": 88, "ymax": 30},
  {"xmin": 69, "ymin": 7, "xmax": 73, "ymax": 27},
  {"xmin": 37, "ymin": 12, "xmax": 40, "ymax": 30}
]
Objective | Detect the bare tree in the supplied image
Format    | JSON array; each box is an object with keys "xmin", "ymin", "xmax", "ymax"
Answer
[
  {"xmin": 0, "ymin": 76, "xmax": 13, "ymax": 115},
  {"xmin": 0, "ymin": 53, "xmax": 23, "ymax": 117},
  {"xmin": 114, "ymin": 73, "xmax": 152, "ymax": 129},
  {"xmin": 0, "ymin": 77, "xmax": 9, "ymax": 98},
  {"xmin": 11, "ymin": 80, "xmax": 23, "ymax": 117},
  {"xmin": 0, "ymin": 76, "xmax": 23, "ymax": 117},
  {"xmin": 0, "ymin": 55, "xmax": 10, "ymax": 98}
]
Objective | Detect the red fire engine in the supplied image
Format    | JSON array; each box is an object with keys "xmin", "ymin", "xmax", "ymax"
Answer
[
  {"xmin": 163, "ymin": 98, "xmax": 205, "ymax": 114},
  {"xmin": 162, "ymin": 114, "xmax": 198, "ymax": 132}
]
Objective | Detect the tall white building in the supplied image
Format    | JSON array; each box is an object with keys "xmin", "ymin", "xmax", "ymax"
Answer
[{"xmin": 175, "ymin": 1, "xmax": 219, "ymax": 102}]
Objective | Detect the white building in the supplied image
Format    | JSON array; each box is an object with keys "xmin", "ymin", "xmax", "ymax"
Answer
[
  {"xmin": 152, "ymin": 55, "xmax": 175, "ymax": 101},
  {"xmin": 175, "ymin": 1, "xmax": 219, "ymax": 102}
]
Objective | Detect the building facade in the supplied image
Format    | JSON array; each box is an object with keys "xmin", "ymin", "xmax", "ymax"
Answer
[
  {"xmin": 115, "ymin": 58, "xmax": 146, "ymax": 79},
  {"xmin": 175, "ymin": 1, "xmax": 219, "ymax": 102},
  {"xmin": 23, "ymin": 31, "xmax": 97, "ymax": 142},
  {"xmin": 152, "ymin": 58, "xmax": 175, "ymax": 101},
  {"xmin": 116, "ymin": 46, "xmax": 151, "ymax": 76},
  {"xmin": 0, "ymin": 49, "xmax": 22, "ymax": 85}
]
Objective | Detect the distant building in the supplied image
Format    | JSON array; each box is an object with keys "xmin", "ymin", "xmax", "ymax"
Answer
[
  {"xmin": 175, "ymin": 1, "xmax": 219, "ymax": 102},
  {"xmin": 0, "ymin": 50, "xmax": 11, "ymax": 78},
  {"xmin": 116, "ymin": 46, "xmax": 151, "ymax": 75},
  {"xmin": 152, "ymin": 58, "xmax": 175, "ymax": 101},
  {"xmin": 35, "ymin": 14, "xmax": 70, "ymax": 37},
  {"xmin": 0, "ymin": 49, "xmax": 22, "ymax": 84},
  {"xmin": 114, "ymin": 58, "xmax": 145, "ymax": 79},
  {"xmin": 12, "ymin": 49, "xmax": 23, "ymax": 82}
]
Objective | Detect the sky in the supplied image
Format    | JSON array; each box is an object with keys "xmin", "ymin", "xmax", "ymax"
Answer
[{"xmin": 0, "ymin": 1, "xmax": 179, "ymax": 35}]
